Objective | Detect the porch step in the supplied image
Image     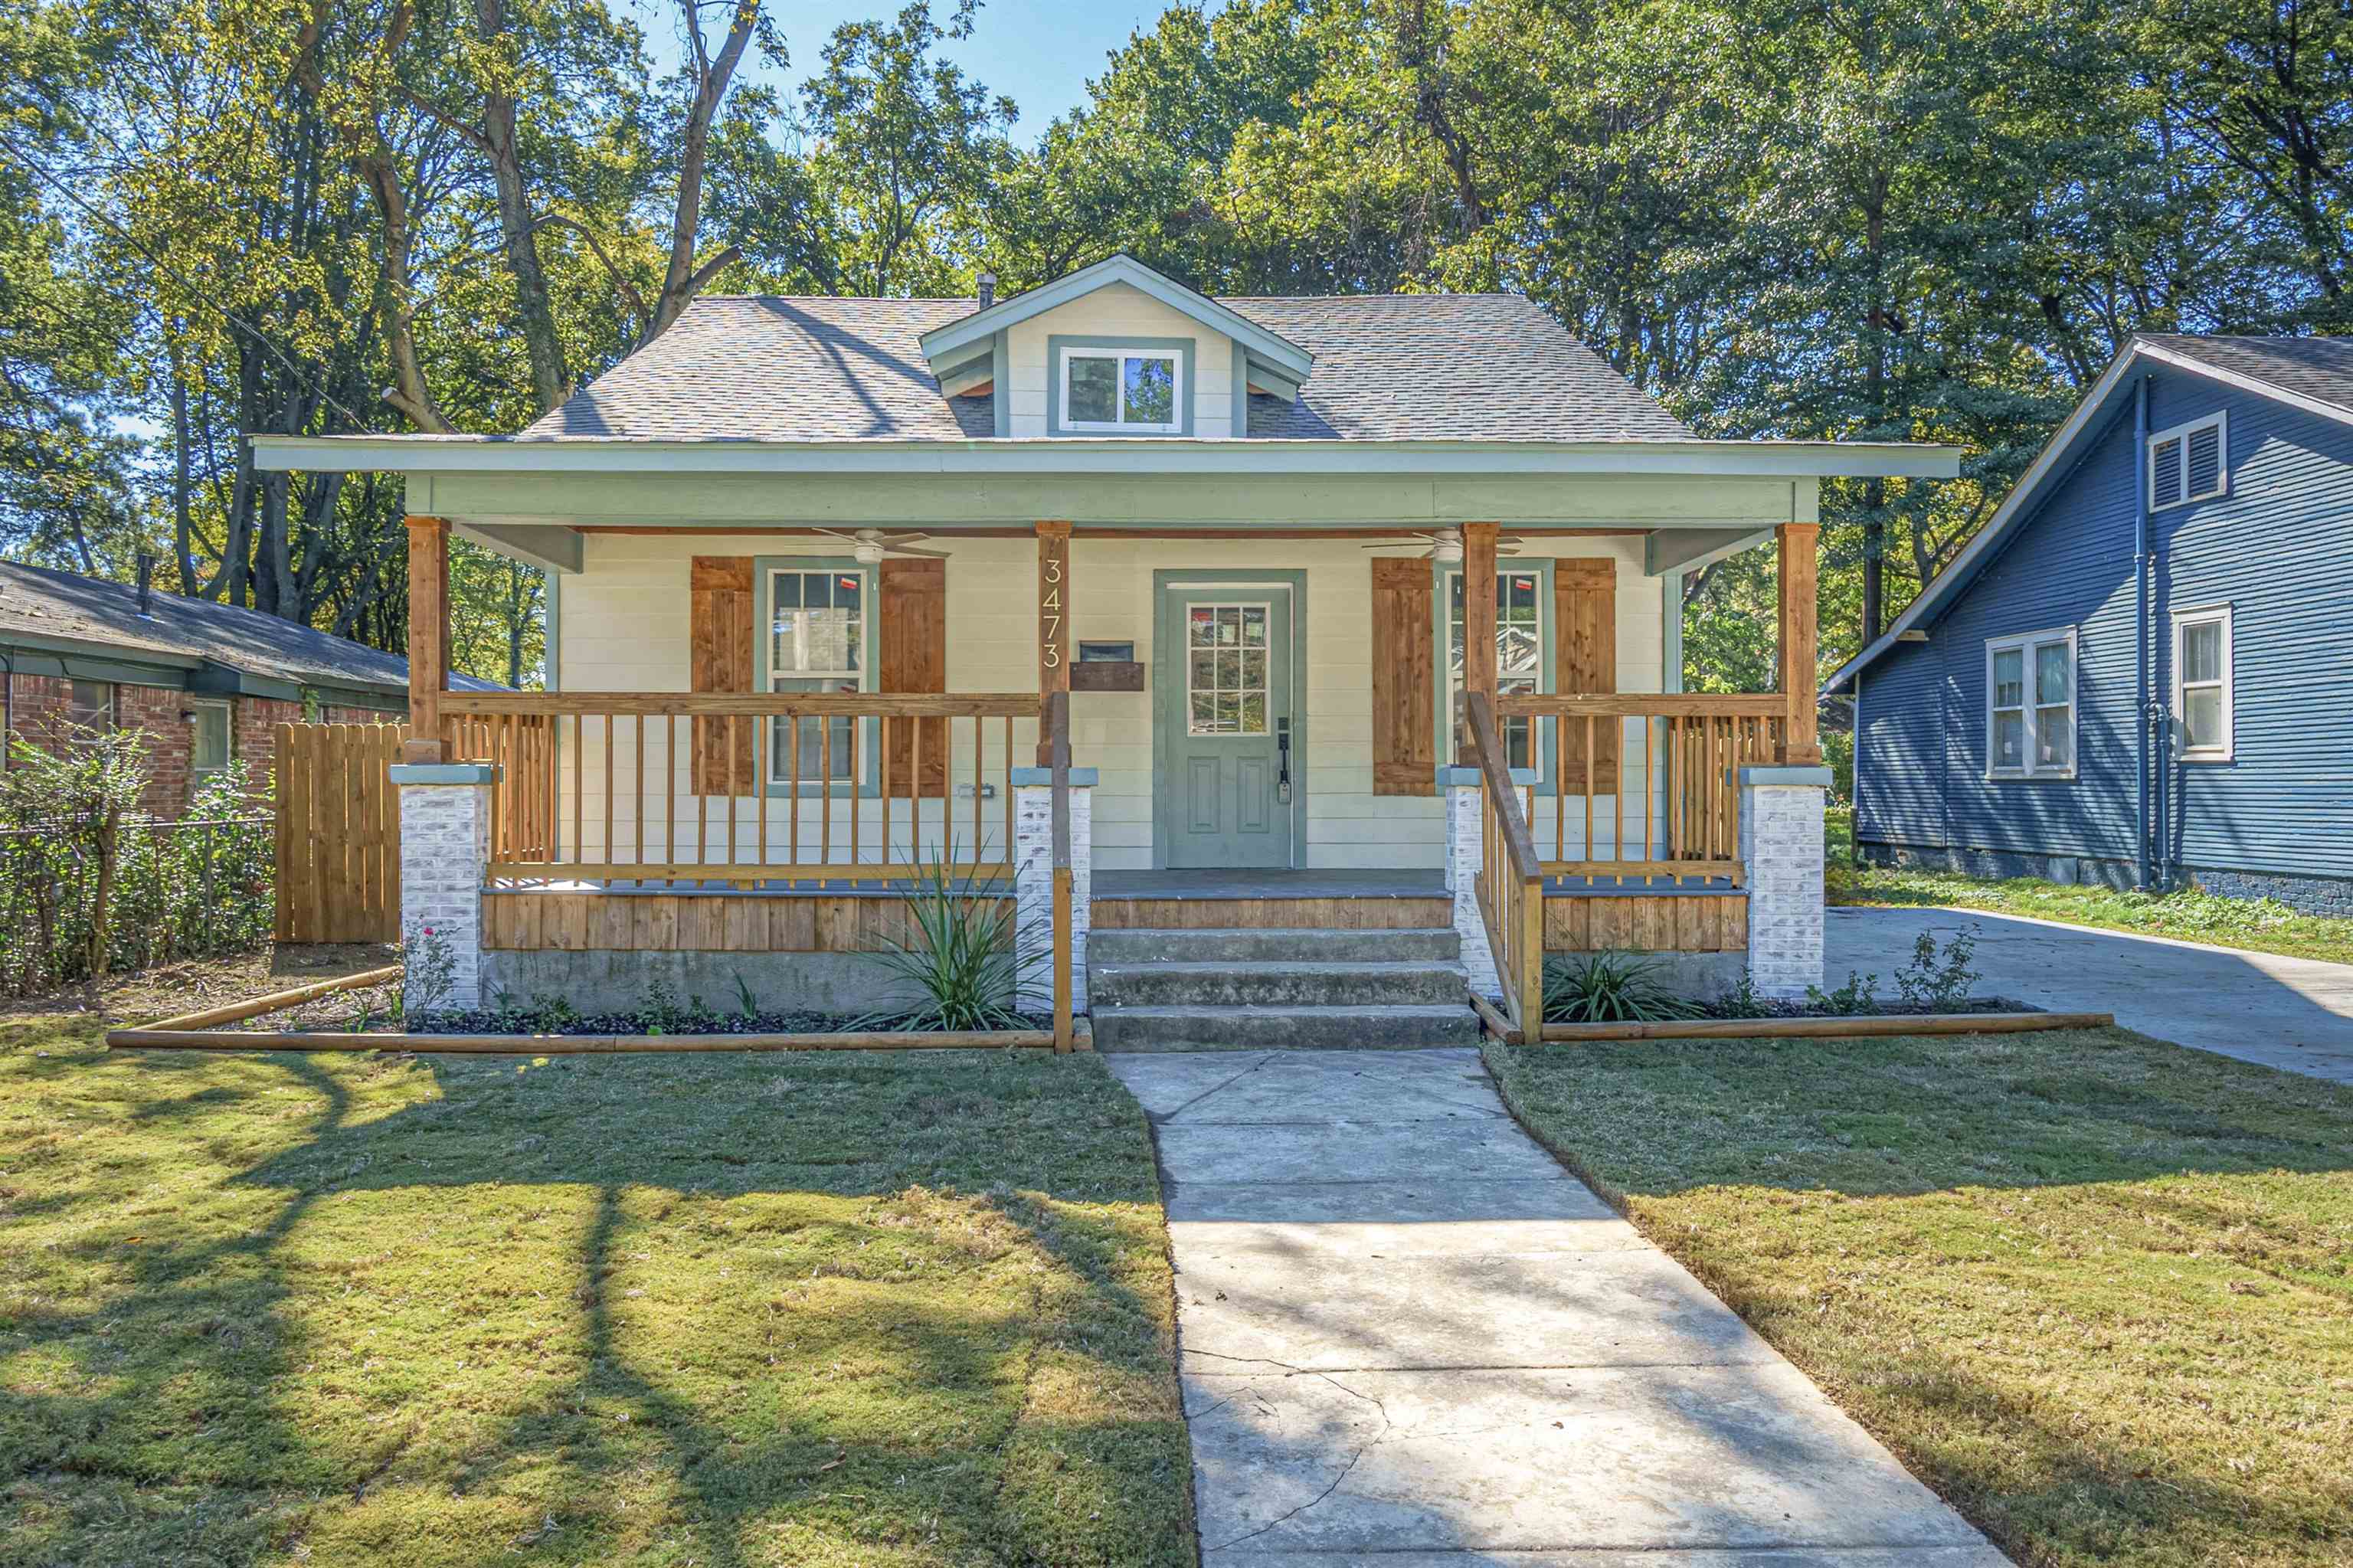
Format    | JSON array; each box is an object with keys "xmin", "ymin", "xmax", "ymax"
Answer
[
  {"xmin": 1087, "ymin": 926, "xmax": 1462, "ymax": 964},
  {"xmin": 1086, "ymin": 925, "xmax": 1479, "ymax": 1052},
  {"xmin": 1091, "ymin": 959, "xmax": 1467, "ymax": 1010},
  {"xmin": 1090, "ymin": 1004, "xmax": 1484, "ymax": 1052}
]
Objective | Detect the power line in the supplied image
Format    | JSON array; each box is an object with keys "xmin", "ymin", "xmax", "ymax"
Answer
[{"xmin": 0, "ymin": 129, "xmax": 378, "ymax": 428}]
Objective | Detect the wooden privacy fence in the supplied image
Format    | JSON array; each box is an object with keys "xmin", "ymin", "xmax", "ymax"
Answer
[{"xmin": 276, "ymin": 722, "xmax": 407, "ymax": 944}]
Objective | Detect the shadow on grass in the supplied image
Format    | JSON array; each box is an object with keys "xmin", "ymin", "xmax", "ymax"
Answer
[{"xmin": 1, "ymin": 1037, "xmax": 1193, "ymax": 1566}]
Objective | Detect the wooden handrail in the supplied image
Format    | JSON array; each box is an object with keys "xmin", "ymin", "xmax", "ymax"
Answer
[
  {"xmin": 1459, "ymin": 692, "xmax": 1542, "ymax": 882},
  {"xmin": 1495, "ymin": 692, "xmax": 1786, "ymax": 719},
  {"xmin": 445, "ymin": 691, "xmax": 1044, "ymax": 718}
]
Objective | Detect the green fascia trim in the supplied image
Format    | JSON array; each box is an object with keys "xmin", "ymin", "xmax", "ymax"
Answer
[
  {"xmin": 1009, "ymin": 766, "xmax": 1100, "ymax": 787},
  {"xmin": 1046, "ymin": 336, "xmax": 1197, "ymax": 437},
  {"xmin": 1433, "ymin": 557, "xmax": 1560, "ymax": 794},
  {"xmin": 990, "ymin": 331, "xmax": 1010, "ymax": 439},
  {"xmin": 306, "ymin": 683, "xmax": 407, "ymax": 713},
  {"xmin": 1150, "ymin": 568, "xmax": 1310, "ymax": 870},
  {"xmin": 1, "ymin": 643, "xmax": 193, "ymax": 688},
  {"xmin": 1230, "ymin": 342, "xmax": 1249, "ymax": 436},
  {"xmin": 188, "ymin": 666, "xmax": 303, "ymax": 702},
  {"xmin": 754, "ymin": 555, "xmax": 882, "ymax": 799},
  {"xmin": 915, "ymin": 253, "xmax": 1314, "ymax": 381}
]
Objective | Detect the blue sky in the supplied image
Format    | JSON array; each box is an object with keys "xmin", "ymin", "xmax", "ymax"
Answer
[{"xmin": 633, "ymin": 0, "xmax": 1206, "ymax": 141}]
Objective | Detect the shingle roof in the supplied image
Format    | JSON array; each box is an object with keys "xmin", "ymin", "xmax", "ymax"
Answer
[
  {"xmin": 0, "ymin": 561, "xmax": 499, "ymax": 694},
  {"xmin": 522, "ymin": 291, "xmax": 1692, "ymax": 442},
  {"xmin": 2137, "ymin": 334, "xmax": 2353, "ymax": 418}
]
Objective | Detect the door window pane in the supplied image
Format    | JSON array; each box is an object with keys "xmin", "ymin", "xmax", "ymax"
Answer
[
  {"xmin": 768, "ymin": 568, "xmax": 868, "ymax": 786},
  {"xmin": 1186, "ymin": 602, "xmax": 1271, "ymax": 735}
]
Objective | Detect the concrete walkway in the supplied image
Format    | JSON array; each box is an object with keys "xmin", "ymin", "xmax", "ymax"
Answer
[
  {"xmin": 1828, "ymin": 905, "xmax": 2353, "ymax": 1084},
  {"xmin": 1108, "ymin": 1048, "xmax": 2005, "ymax": 1566}
]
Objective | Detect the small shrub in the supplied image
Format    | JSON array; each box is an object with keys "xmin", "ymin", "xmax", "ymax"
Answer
[
  {"xmin": 1805, "ymin": 970, "xmax": 1881, "ymax": 1016},
  {"xmin": 400, "ymin": 924, "xmax": 458, "ymax": 1019},
  {"xmin": 856, "ymin": 848, "xmax": 1042, "ymax": 1033},
  {"xmin": 1896, "ymin": 925, "xmax": 1981, "ymax": 1011},
  {"xmin": 1543, "ymin": 950, "xmax": 1703, "ymax": 1023}
]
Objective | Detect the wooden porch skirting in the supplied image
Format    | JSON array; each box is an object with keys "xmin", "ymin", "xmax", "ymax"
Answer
[{"xmin": 483, "ymin": 889, "xmax": 1010, "ymax": 954}]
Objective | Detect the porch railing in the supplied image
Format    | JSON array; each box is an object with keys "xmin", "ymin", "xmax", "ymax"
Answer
[
  {"xmin": 440, "ymin": 692, "xmax": 1045, "ymax": 885},
  {"xmin": 1492, "ymin": 693, "xmax": 1785, "ymax": 885},
  {"xmin": 1462, "ymin": 691, "xmax": 1545, "ymax": 1036}
]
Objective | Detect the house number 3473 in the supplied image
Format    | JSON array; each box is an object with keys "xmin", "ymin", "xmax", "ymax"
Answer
[{"xmin": 1040, "ymin": 555, "xmax": 1063, "ymax": 669}]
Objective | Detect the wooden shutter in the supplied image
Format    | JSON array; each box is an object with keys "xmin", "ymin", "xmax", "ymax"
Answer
[
  {"xmin": 1370, "ymin": 556, "xmax": 1435, "ymax": 795},
  {"xmin": 1556, "ymin": 558, "xmax": 1619, "ymax": 792},
  {"xmin": 690, "ymin": 556, "xmax": 754, "ymax": 795},
  {"xmin": 879, "ymin": 556, "xmax": 947, "ymax": 798}
]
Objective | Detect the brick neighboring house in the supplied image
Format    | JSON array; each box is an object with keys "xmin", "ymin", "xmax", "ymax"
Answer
[{"xmin": 1, "ymin": 560, "xmax": 496, "ymax": 819}]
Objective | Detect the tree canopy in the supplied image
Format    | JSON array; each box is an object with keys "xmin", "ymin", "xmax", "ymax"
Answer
[{"xmin": 3, "ymin": 0, "xmax": 2345, "ymax": 685}]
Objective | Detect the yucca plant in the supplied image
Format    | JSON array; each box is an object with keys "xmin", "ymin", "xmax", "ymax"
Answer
[
  {"xmin": 1542, "ymin": 949, "xmax": 1703, "ymax": 1023},
  {"xmin": 855, "ymin": 846, "xmax": 1044, "ymax": 1033}
]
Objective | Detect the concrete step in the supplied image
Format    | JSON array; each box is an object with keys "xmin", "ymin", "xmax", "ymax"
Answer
[
  {"xmin": 1091, "ymin": 959, "xmax": 1468, "ymax": 1010},
  {"xmin": 1092, "ymin": 1003, "xmax": 1484, "ymax": 1052},
  {"xmin": 1087, "ymin": 926, "xmax": 1461, "ymax": 964}
]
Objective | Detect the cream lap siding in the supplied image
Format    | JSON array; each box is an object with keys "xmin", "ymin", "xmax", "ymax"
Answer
[
  {"xmin": 1003, "ymin": 281, "xmax": 1235, "ymax": 439},
  {"xmin": 556, "ymin": 531, "xmax": 1666, "ymax": 872}
]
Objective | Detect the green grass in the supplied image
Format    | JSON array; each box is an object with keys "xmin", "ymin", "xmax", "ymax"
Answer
[
  {"xmin": 1826, "ymin": 807, "xmax": 2353, "ymax": 967},
  {"xmin": 0, "ymin": 1016, "xmax": 1193, "ymax": 1566},
  {"xmin": 1485, "ymin": 1026, "xmax": 2353, "ymax": 1568}
]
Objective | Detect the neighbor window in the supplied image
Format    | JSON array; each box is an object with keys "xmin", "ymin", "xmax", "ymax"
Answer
[
  {"xmin": 2171, "ymin": 605, "xmax": 2233, "ymax": 761},
  {"xmin": 766, "ymin": 566, "xmax": 870, "ymax": 787},
  {"xmin": 189, "ymin": 701, "xmax": 231, "ymax": 778},
  {"xmin": 1986, "ymin": 629, "xmax": 2074, "ymax": 778},
  {"xmin": 1059, "ymin": 345, "xmax": 1183, "ymax": 433},
  {"xmin": 2148, "ymin": 412, "xmax": 2226, "ymax": 511},
  {"xmin": 1445, "ymin": 569, "xmax": 1545, "ymax": 768},
  {"xmin": 68, "ymin": 679, "xmax": 113, "ymax": 730}
]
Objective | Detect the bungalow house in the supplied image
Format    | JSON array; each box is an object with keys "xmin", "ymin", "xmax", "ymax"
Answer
[
  {"xmin": 0, "ymin": 559, "xmax": 470, "ymax": 820},
  {"xmin": 254, "ymin": 254, "xmax": 1955, "ymax": 1042},
  {"xmin": 1825, "ymin": 335, "xmax": 2353, "ymax": 916}
]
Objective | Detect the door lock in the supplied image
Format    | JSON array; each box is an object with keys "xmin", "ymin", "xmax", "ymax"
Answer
[{"xmin": 1276, "ymin": 718, "xmax": 1292, "ymax": 804}]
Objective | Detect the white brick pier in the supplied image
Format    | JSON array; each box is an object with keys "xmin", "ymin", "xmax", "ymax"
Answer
[
  {"xmin": 1013, "ymin": 768, "xmax": 1093, "ymax": 1014},
  {"xmin": 390, "ymin": 761, "xmax": 498, "ymax": 1011},
  {"xmin": 1736, "ymin": 764, "xmax": 1831, "ymax": 998}
]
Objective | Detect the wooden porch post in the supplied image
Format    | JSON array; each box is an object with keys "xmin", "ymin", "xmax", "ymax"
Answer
[
  {"xmin": 402, "ymin": 515, "xmax": 450, "ymax": 763},
  {"xmin": 1460, "ymin": 522, "xmax": 1500, "ymax": 763},
  {"xmin": 1777, "ymin": 521, "xmax": 1821, "ymax": 764},
  {"xmin": 1036, "ymin": 520, "xmax": 1071, "ymax": 764}
]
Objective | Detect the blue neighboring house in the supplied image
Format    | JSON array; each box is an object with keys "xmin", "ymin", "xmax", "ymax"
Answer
[{"xmin": 1824, "ymin": 335, "xmax": 2353, "ymax": 915}]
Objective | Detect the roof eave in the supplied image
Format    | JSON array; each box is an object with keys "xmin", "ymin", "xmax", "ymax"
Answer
[{"xmin": 251, "ymin": 434, "xmax": 1962, "ymax": 481}]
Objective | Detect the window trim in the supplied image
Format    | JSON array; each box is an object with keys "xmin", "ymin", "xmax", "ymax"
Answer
[
  {"xmin": 187, "ymin": 697, "xmax": 234, "ymax": 780},
  {"xmin": 753, "ymin": 556, "xmax": 879, "ymax": 799},
  {"xmin": 2170, "ymin": 603, "xmax": 2234, "ymax": 762},
  {"xmin": 1046, "ymin": 335, "xmax": 1195, "ymax": 436},
  {"xmin": 1435, "ymin": 558, "xmax": 1556, "ymax": 785},
  {"xmin": 2148, "ymin": 411, "xmax": 2227, "ymax": 512},
  {"xmin": 1984, "ymin": 626, "xmax": 2077, "ymax": 781}
]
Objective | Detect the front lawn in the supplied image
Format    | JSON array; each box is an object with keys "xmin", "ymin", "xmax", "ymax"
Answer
[
  {"xmin": 0, "ymin": 1017, "xmax": 1193, "ymax": 1566},
  {"xmin": 1486, "ymin": 1027, "xmax": 2353, "ymax": 1568},
  {"xmin": 1826, "ymin": 808, "xmax": 2353, "ymax": 967}
]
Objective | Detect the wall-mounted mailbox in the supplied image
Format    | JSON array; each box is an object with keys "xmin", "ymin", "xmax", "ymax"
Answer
[{"xmin": 1071, "ymin": 641, "xmax": 1144, "ymax": 692}]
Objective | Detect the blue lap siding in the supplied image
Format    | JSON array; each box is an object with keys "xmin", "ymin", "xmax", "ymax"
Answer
[{"xmin": 1854, "ymin": 362, "xmax": 2353, "ymax": 908}]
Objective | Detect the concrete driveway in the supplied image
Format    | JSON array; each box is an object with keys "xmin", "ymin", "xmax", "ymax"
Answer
[
  {"xmin": 1111, "ymin": 1048, "xmax": 2005, "ymax": 1566},
  {"xmin": 1827, "ymin": 905, "xmax": 2353, "ymax": 1084}
]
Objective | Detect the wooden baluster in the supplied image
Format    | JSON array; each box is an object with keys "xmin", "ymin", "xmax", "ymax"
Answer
[
  {"xmin": 787, "ymin": 715, "xmax": 801, "ymax": 874},
  {"xmin": 755, "ymin": 712, "xmax": 767, "ymax": 880},
  {"xmin": 911, "ymin": 708, "xmax": 925, "ymax": 871},
  {"xmin": 1582, "ymin": 715, "xmax": 1595, "ymax": 879},
  {"xmin": 1003, "ymin": 715, "xmax": 1015, "ymax": 869},
  {"xmin": 820, "ymin": 712, "xmax": 833, "ymax": 871},
  {"xmin": 695, "ymin": 712, "xmax": 707, "ymax": 875},
  {"xmin": 1553, "ymin": 714, "xmax": 1565, "ymax": 864},
  {"xmin": 728, "ymin": 714, "xmax": 745, "ymax": 884},
  {"xmin": 603, "ymin": 713, "xmax": 615, "ymax": 875},
  {"xmin": 570, "ymin": 714, "xmax": 584, "ymax": 873},
  {"xmin": 634, "ymin": 714, "xmax": 646, "ymax": 872},
  {"xmin": 1644, "ymin": 712, "xmax": 1656, "ymax": 883},
  {"xmin": 877, "ymin": 715, "xmax": 890, "ymax": 873},
  {"xmin": 970, "ymin": 713, "xmax": 982, "ymax": 870}
]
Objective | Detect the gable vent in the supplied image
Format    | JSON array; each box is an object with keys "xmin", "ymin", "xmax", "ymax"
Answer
[
  {"xmin": 2150, "ymin": 436, "xmax": 2182, "ymax": 508},
  {"xmin": 2148, "ymin": 411, "xmax": 2224, "ymax": 512}
]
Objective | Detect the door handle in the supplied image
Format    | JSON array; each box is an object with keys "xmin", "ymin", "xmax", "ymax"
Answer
[{"xmin": 1276, "ymin": 718, "xmax": 1291, "ymax": 804}]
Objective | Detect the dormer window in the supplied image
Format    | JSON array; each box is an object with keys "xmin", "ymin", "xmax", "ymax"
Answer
[{"xmin": 1057, "ymin": 343, "xmax": 1186, "ymax": 434}]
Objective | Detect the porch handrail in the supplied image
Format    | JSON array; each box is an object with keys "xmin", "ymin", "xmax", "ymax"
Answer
[
  {"xmin": 1459, "ymin": 690, "xmax": 1545, "ymax": 1038},
  {"xmin": 1494, "ymin": 692, "xmax": 1780, "ymax": 885},
  {"xmin": 441, "ymin": 690, "xmax": 1049, "ymax": 885}
]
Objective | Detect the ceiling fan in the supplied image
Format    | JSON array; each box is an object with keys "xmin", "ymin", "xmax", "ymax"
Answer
[
  {"xmin": 810, "ymin": 528, "xmax": 952, "ymax": 564},
  {"xmin": 1360, "ymin": 527, "xmax": 1523, "ymax": 563}
]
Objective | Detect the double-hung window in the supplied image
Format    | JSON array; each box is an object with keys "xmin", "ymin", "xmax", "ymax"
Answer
[
  {"xmin": 765, "ymin": 565, "xmax": 871, "ymax": 790},
  {"xmin": 2148, "ymin": 412, "xmax": 2226, "ymax": 510},
  {"xmin": 1445, "ymin": 568, "xmax": 1545, "ymax": 769},
  {"xmin": 1986, "ymin": 628, "xmax": 2075, "ymax": 778},
  {"xmin": 189, "ymin": 700, "xmax": 232, "ymax": 780},
  {"xmin": 1058, "ymin": 345, "xmax": 1183, "ymax": 433},
  {"xmin": 2171, "ymin": 605, "xmax": 2233, "ymax": 761}
]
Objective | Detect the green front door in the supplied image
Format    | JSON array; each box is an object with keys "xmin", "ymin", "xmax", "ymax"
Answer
[{"xmin": 1157, "ymin": 583, "xmax": 1296, "ymax": 869}]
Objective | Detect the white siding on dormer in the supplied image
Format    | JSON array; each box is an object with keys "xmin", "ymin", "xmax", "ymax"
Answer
[{"xmin": 1003, "ymin": 281, "xmax": 1235, "ymax": 438}]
